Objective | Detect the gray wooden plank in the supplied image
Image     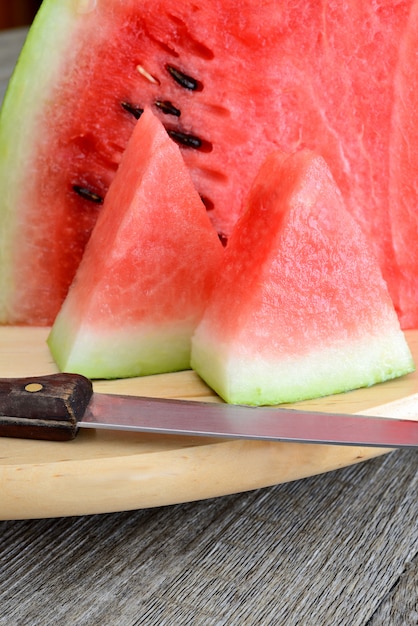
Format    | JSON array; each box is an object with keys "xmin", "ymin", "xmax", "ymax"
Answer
[
  {"xmin": 0, "ymin": 450, "xmax": 416, "ymax": 625},
  {"xmin": 0, "ymin": 27, "xmax": 27, "ymax": 101},
  {"xmin": 368, "ymin": 553, "xmax": 418, "ymax": 626},
  {"xmin": 0, "ymin": 23, "xmax": 416, "ymax": 626}
]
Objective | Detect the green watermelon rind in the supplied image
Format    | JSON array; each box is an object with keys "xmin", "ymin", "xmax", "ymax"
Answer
[
  {"xmin": 190, "ymin": 147, "xmax": 416, "ymax": 406},
  {"xmin": 0, "ymin": 0, "xmax": 86, "ymax": 320},
  {"xmin": 191, "ymin": 328, "xmax": 415, "ymax": 406},
  {"xmin": 46, "ymin": 106, "xmax": 224, "ymax": 379},
  {"xmin": 48, "ymin": 320, "xmax": 195, "ymax": 378}
]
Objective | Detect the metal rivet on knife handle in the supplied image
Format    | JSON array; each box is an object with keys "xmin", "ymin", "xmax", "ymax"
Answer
[{"xmin": 0, "ymin": 373, "xmax": 93, "ymax": 441}]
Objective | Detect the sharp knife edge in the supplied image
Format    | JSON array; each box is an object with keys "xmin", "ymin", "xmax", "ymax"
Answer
[
  {"xmin": 0, "ymin": 373, "xmax": 417, "ymax": 447},
  {"xmin": 79, "ymin": 390, "xmax": 418, "ymax": 448}
]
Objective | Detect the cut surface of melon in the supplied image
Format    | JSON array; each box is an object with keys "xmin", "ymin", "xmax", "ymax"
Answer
[
  {"xmin": 2, "ymin": 1, "xmax": 418, "ymax": 325},
  {"xmin": 48, "ymin": 109, "xmax": 223, "ymax": 378},
  {"xmin": 191, "ymin": 149, "xmax": 414, "ymax": 405}
]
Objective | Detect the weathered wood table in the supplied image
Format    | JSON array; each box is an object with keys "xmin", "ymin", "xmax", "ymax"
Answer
[{"xmin": 0, "ymin": 27, "xmax": 417, "ymax": 626}]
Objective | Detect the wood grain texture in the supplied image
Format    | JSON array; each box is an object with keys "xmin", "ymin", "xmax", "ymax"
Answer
[
  {"xmin": 368, "ymin": 553, "xmax": 418, "ymax": 626},
  {"xmin": 2, "ymin": 326, "xmax": 418, "ymax": 519},
  {"xmin": 0, "ymin": 449, "xmax": 416, "ymax": 625},
  {"xmin": 0, "ymin": 27, "xmax": 416, "ymax": 625},
  {"xmin": 0, "ymin": 27, "xmax": 27, "ymax": 100}
]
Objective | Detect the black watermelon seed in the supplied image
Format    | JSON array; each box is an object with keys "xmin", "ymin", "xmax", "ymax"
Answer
[
  {"xmin": 72, "ymin": 185, "xmax": 104, "ymax": 204},
  {"xmin": 200, "ymin": 195, "xmax": 214, "ymax": 211},
  {"xmin": 165, "ymin": 64, "xmax": 202, "ymax": 91},
  {"xmin": 167, "ymin": 129, "xmax": 201, "ymax": 149},
  {"xmin": 218, "ymin": 233, "xmax": 228, "ymax": 247},
  {"xmin": 121, "ymin": 101, "xmax": 144, "ymax": 120},
  {"xmin": 167, "ymin": 129, "xmax": 212, "ymax": 152},
  {"xmin": 155, "ymin": 100, "xmax": 181, "ymax": 117}
]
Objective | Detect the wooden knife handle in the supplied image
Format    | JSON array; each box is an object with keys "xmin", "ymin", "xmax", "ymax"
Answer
[{"xmin": 0, "ymin": 373, "xmax": 93, "ymax": 441}]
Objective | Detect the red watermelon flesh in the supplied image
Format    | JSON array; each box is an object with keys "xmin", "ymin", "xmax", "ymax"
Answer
[
  {"xmin": 191, "ymin": 149, "xmax": 414, "ymax": 405},
  {"xmin": 1, "ymin": 0, "xmax": 418, "ymax": 325},
  {"xmin": 389, "ymin": 1, "xmax": 418, "ymax": 329},
  {"xmin": 47, "ymin": 108, "xmax": 223, "ymax": 378}
]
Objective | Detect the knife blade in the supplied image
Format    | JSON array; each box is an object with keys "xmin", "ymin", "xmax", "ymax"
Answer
[{"xmin": 0, "ymin": 373, "xmax": 416, "ymax": 447}]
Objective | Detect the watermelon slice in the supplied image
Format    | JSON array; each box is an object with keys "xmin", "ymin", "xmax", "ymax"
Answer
[
  {"xmin": 388, "ymin": 2, "xmax": 418, "ymax": 330},
  {"xmin": 47, "ymin": 108, "xmax": 223, "ymax": 379},
  {"xmin": 1, "ymin": 0, "xmax": 418, "ymax": 325},
  {"xmin": 191, "ymin": 149, "xmax": 414, "ymax": 406}
]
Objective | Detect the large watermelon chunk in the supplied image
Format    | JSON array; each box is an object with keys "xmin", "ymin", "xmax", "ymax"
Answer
[
  {"xmin": 191, "ymin": 149, "xmax": 414, "ymax": 405},
  {"xmin": 1, "ymin": 0, "xmax": 418, "ymax": 325},
  {"xmin": 48, "ymin": 108, "xmax": 223, "ymax": 378},
  {"xmin": 388, "ymin": 2, "xmax": 418, "ymax": 330}
]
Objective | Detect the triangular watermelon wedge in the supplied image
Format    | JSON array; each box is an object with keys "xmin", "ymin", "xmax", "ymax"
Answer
[
  {"xmin": 48, "ymin": 108, "xmax": 223, "ymax": 379},
  {"xmin": 191, "ymin": 149, "xmax": 414, "ymax": 405},
  {"xmin": 3, "ymin": 0, "xmax": 418, "ymax": 327}
]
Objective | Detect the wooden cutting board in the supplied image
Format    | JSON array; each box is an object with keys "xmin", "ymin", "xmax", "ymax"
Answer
[{"xmin": 0, "ymin": 326, "xmax": 417, "ymax": 520}]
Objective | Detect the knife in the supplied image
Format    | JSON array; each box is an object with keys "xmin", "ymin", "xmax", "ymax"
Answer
[{"xmin": 0, "ymin": 373, "xmax": 416, "ymax": 447}]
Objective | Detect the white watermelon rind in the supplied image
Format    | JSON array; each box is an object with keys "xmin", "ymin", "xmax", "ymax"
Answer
[
  {"xmin": 0, "ymin": 0, "xmax": 103, "ymax": 321},
  {"xmin": 48, "ymin": 318, "xmax": 195, "ymax": 378},
  {"xmin": 191, "ymin": 327, "xmax": 415, "ymax": 406},
  {"xmin": 0, "ymin": 1, "xmax": 80, "ymax": 320}
]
